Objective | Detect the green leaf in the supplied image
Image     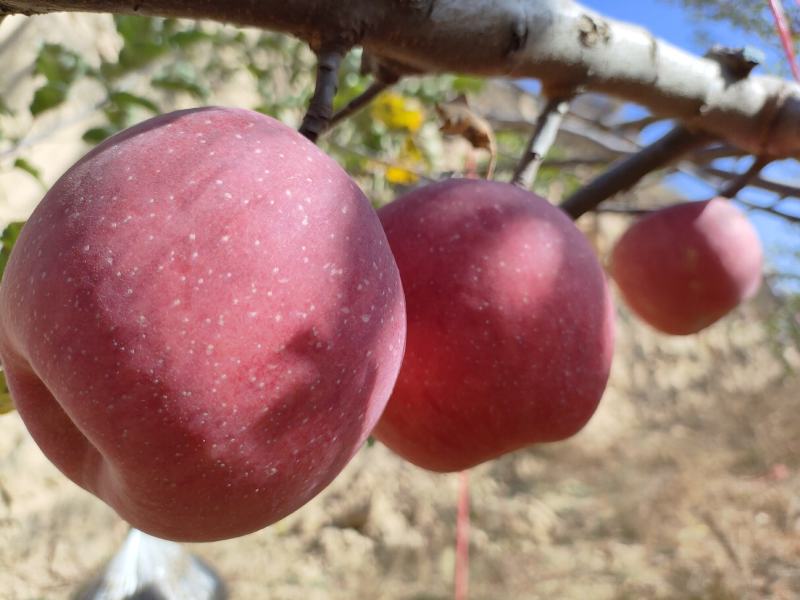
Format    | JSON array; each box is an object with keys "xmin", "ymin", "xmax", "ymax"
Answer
[
  {"xmin": 29, "ymin": 44, "xmax": 85, "ymax": 115},
  {"xmin": 170, "ymin": 29, "xmax": 211, "ymax": 48},
  {"xmin": 13, "ymin": 158, "xmax": 44, "ymax": 185},
  {"xmin": 0, "ymin": 222, "xmax": 21, "ymax": 414},
  {"xmin": 108, "ymin": 91, "xmax": 160, "ymax": 114},
  {"xmin": 82, "ymin": 126, "xmax": 119, "ymax": 145},
  {"xmin": 451, "ymin": 76, "xmax": 485, "ymax": 94},
  {"xmin": 34, "ymin": 43, "xmax": 83, "ymax": 84},
  {"xmin": 29, "ymin": 82, "xmax": 67, "ymax": 116},
  {"xmin": 103, "ymin": 16, "xmax": 174, "ymax": 78},
  {"xmin": 0, "ymin": 222, "xmax": 24, "ymax": 280},
  {"xmin": 0, "ymin": 370, "xmax": 13, "ymax": 414},
  {"xmin": 152, "ymin": 73, "xmax": 208, "ymax": 99}
]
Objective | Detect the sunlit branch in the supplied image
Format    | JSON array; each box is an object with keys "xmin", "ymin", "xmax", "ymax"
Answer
[
  {"xmin": 560, "ymin": 126, "xmax": 713, "ymax": 219},
  {"xmin": 511, "ymin": 95, "xmax": 572, "ymax": 189}
]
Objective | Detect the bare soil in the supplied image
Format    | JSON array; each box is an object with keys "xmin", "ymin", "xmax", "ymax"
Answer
[{"xmin": 2, "ymin": 296, "xmax": 799, "ymax": 600}]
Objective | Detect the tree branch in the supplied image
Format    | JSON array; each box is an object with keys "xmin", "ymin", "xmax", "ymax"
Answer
[
  {"xmin": 718, "ymin": 156, "xmax": 772, "ymax": 199},
  {"xmin": 739, "ymin": 199, "xmax": 800, "ymax": 224},
  {"xmin": 684, "ymin": 164, "xmax": 800, "ymax": 199},
  {"xmin": 511, "ymin": 95, "xmax": 572, "ymax": 188},
  {"xmin": 560, "ymin": 126, "xmax": 713, "ymax": 219},
  {"xmin": 325, "ymin": 80, "xmax": 391, "ymax": 135},
  {"xmin": 491, "ymin": 110, "xmax": 800, "ymax": 204},
  {"xmin": 1, "ymin": 1, "xmax": 800, "ymax": 160},
  {"xmin": 593, "ymin": 204, "xmax": 654, "ymax": 216}
]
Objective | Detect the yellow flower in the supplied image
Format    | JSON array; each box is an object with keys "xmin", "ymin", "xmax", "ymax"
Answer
[
  {"xmin": 386, "ymin": 166, "xmax": 419, "ymax": 184},
  {"xmin": 372, "ymin": 92, "xmax": 425, "ymax": 133}
]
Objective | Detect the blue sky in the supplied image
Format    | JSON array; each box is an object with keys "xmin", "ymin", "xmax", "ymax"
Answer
[
  {"xmin": 589, "ymin": 0, "xmax": 763, "ymax": 56},
  {"xmin": 580, "ymin": 1, "xmax": 800, "ymax": 283}
]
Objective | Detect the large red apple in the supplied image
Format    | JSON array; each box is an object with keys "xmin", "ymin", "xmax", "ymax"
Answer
[
  {"xmin": 610, "ymin": 198, "xmax": 763, "ymax": 335},
  {"xmin": 373, "ymin": 179, "xmax": 615, "ymax": 472},
  {"xmin": 0, "ymin": 107, "xmax": 406, "ymax": 541}
]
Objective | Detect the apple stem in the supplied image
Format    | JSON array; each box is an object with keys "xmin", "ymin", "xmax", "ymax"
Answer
[
  {"xmin": 512, "ymin": 95, "xmax": 572, "ymax": 190},
  {"xmin": 299, "ymin": 43, "xmax": 348, "ymax": 143},
  {"xmin": 454, "ymin": 469, "xmax": 470, "ymax": 600}
]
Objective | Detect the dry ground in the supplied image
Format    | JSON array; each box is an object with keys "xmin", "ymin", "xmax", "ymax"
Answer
[{"xmin": 1, "ymin": 297, "xmax": 799, "ymax": 600}]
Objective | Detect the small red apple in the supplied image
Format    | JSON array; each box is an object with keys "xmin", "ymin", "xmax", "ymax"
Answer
[
  {"xmin": 0, "ymin": 107, "xmax": 406, "ymax": 541},
  {"xmin": 610, "ymin": 198, "xmax": 763, "ymax": 335},
  {"xmin": 373, "ymin": 179, "xmax": 615, "ymax": 472}
]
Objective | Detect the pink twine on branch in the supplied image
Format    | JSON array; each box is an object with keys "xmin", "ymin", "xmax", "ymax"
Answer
[
  {"xmin": 767, "ymin": 0, "xmax": 800, "ymax": 81},
  {"xmin": 454, "ymin": 470, "xmax": 471, "ymax": 600}
]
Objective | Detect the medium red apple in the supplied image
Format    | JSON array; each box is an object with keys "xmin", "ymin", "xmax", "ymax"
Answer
[
  {"xmin": 610, "ymin": 198, "xmax": 763, "ymax": 335},
  {"xmin": 0, "ymin": 107, "xmax": 406, "ymax": 541},
  {"xmin": 373, "ymin": 179, "xmax": 615, "ymax": 472}
]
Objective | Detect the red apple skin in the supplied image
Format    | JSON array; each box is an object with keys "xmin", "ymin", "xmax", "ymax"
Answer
[
  {"xmin": 610, "ymin": 199, "xmax": 763, "ymax": 335},
  {"xmin": 0, "ymin": 107, "xmax": 406, "ymax": 542},
  {"xmin": 373, "ymin": 179, "xmax": 615, "ymax": 472}
]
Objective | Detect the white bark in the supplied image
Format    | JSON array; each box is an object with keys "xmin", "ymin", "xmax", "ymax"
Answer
[{"xmin": 1, "ymin": 0, "xmax": 799, "ymax": 159}]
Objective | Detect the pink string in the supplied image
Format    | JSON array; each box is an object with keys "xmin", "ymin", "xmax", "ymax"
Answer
[
  {"xmin": 767, "ymin": 0, "xmax": 800, "ymax": 80},
  {"xmin": 454, "ymin": 470, "xmax": 470, "ymax": 600}
]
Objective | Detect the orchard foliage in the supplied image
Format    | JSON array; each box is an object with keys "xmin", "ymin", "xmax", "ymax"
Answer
[{"xmin": 2, "ymin": 16, "xmax": 494, "ymax": 206}]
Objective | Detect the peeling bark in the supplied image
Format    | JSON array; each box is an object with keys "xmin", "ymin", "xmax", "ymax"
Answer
[{"xmin": 1, "ymin": 0, "xmax": 799, "ymax": 159}]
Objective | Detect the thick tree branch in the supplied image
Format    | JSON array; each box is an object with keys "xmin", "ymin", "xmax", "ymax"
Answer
[
  {"xmin": 1, "ymin": 0, "xmax": 800, "ymax": 160},
  {"xmin": 511, "ymin": 95, "xmax": 572, "ymax": 189},
  {"xmin": 560, "ymin": 126, "xmax": 713, "ymax": 219}
]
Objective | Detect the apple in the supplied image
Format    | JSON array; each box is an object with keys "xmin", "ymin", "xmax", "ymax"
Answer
[
  {"xmin": 373, "ymin": 179, "xmax": 615, "ymax": 472},
  {"xmin": 609, "ymin": 198, "xmax": 763, "ymax": 335},
  {"xmin": 0, "ymin": 107, "xmax": 406, "ymax": 542}
]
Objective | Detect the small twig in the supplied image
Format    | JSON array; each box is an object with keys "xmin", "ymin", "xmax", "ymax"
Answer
[
  {"xmin": 325, "ymin": 140, "xmax": 436, "ymax": 182},
  {"xmin": 718, "ymin": 156, "xmax": 773, "ymax": 199},
  {"xmin": 691, "ymin": 164, "xmax": 800, "ymax": 199},
  {"xmin": 494, "ymin": 108, "xmax": 800, "ymax": 204},
  {"xmin": 560, "ymin": 126, "xmax": 713, "ymax": 220},
  {"xmin": 610, "ymin": 114, "xmax": 664, "ymax": 133},
  {"xmin": 699, "ymin": 511, "xmax": 746, "ymax": 572},
  {"xmin": 739, "ymin": 199, "xmax": 800, "ymax": 224},
  {"xmin": 593, "ymin": 204, "xmax": 655, "ymax": 216},
  {"xmin": 324, "ymin": 79, "xmax": 392, "ymax": 135},
  {"xmin": 690, "ymin": 144, "xmax": 748, "ymax": 164},
  {"xmin": 540, "ymin": 157, "xmax": 610, "ymax": 168},
  {"xmin": 299, "ymin": 44, "xmax": 347, "ymax": 143},
  {"xmin": 512, "ymin": 95, "xmax": 572, "ymax": 189}
]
